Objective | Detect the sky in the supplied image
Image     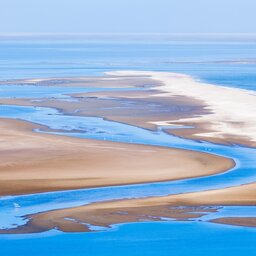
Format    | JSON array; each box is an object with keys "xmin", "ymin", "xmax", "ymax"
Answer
[{"xmin": 0, "ymin": 0, "xmax": 255, "ymax": 35}]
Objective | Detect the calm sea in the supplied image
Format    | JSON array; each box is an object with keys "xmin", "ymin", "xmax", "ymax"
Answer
[{"xmin": 0, "ymin": 38, "xmax": 255, "ymax": 91}]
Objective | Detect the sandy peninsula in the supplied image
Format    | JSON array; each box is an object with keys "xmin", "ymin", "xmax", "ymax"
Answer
[
  {"xmin": 0, "ymin": 75, "xmax": 209, "ymax": 131},
  {"xmin": 211, "ymin": 217, "xmax": 256, "ymax": 228},
  {"xmin": 0, "ymin": 118, "xmax": 233, "ymax": 196},
  {"xmin": 105, "ymin": 71, "xmax": 256, "ymax": 147},
  {"xmin": 1, "ymin": 71, "xmax": 255, "ymax": 146},
  {"xmin": 4, "ymin": 183, "xmax": 254, "ymax": 234}
]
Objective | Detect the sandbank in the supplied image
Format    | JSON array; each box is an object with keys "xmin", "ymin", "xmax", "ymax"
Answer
[
  {"xmin": 1, "ymin": 71, "xmax": 255, "ymax": 147},
  {"xmin": 107, "ymin": 71, "xmax": 256, "ymax": 147},
  {"xmin": 0, "ymin": 118, "xmax": 233, "ymax": 196},
  {"xmin": 5, "ymin": 183, "xmax": 255, "ymax": 233}
]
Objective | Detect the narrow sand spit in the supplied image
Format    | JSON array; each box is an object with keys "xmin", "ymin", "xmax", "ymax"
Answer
[
  {"xmin": 108, "ymin": 71, "xmax": 256, "ymax": 146},
  {"xmin": 5, "ymin": 183, "xmax": 254, "ymax": 234},
  {"xmin": 1, "ymin": 71, "xmax": 255, "ymax": 146},
  {"xmin": 211, "ymin": 217, "xmax": 256, "ymax": 228}
]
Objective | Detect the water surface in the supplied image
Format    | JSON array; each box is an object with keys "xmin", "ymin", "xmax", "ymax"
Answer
[
  {"xmin": 0, "ymin": 39, "xmax": 255, "ymax": 255},
  {"xmin": 0, "ymin": 40, "xmax": 255, "ymax": 91}
]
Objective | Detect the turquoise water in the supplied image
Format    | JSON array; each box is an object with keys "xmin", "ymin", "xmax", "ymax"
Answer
[
  {"xmin": 0, "ymin": 39, "xmax": 255, "ymax": 255},
  {"xmin": 1, "ymin": 222, "xmax": 256, "ymax": 256}
]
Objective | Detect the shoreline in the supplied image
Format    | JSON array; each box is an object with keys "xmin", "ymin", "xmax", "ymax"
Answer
[
  {"xmin": 3, "ymin": 182, "xmax": 254, "ymax": 234},
  {"xmin": 107, "ymin": 71, "xmax": 256, "ymax": 147},
  {"xmin": 0, "ymin": 71, "xmax": 255, "ymax": 147},
  {"xmin": 2, "ymin": 182, "xmax": 255, "ymax": 234},
  {"xmin": 0, "ymin": 118, "xmax": 234, "ymax": 196}
]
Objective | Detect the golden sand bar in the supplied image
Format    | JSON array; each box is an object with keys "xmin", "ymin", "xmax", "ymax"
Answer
[
  {"xmin": 0, "ymin": 205, "xmax": 217, "ymax": 234},
  {"xmin": 0, "ymin": 118, "xmax": 233, "ymax": 196},
  {"xmin": 4, "ymin": 183, "xmax": 254, "ymax": 233},
  {"xmin": 211, "ymin": 217, "xmax": 256, "ymax": 228}
]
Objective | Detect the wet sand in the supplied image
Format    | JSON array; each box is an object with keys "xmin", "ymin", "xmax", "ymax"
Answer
[
  {"xmin": 0, "ymin": 203, "xmax": 218, "ymax": 234},
  {"xmin": 0, "ymin": 118, "xmax": 233, "ymax": 196},
  {"xmin": 0, "ymin": 75, "xmax": 160, "ymax": 88},
  {"xmin": 159, "ymin": 182, "xmax": 256, "ymax": 206},
  {"xmin": 211, "ymin": 217, "xmax": 256, "ymax": 228},
  {"xmin": 0, "ymin": 71, "xmax": 255, "ymax": 232},
  {"xmin": 0, "ymin": 90, "xmax": 209, "ymax": 131},
  {"xmin": 5, "ymin": 183, "xmax": 254, "ymax": 233},
  {"xmin": 1, "ymin": 71, "xmax": 256, "ymax": 146},
  {"xmin": 108, "ymin": 71, "xmax": 256, "ymax": 147}
]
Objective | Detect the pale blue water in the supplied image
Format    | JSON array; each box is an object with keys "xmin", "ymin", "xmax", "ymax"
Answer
[
  {"xmin": 0, "ymin": 85, "xmax": 138, "ymax": 98},
  {"xmin": 0, "ymin": 40, "xmax": 256, "ymax": 90},
  {"xmin": 0, "ymin": 39, "xmax": 255, "ymax": 255}
]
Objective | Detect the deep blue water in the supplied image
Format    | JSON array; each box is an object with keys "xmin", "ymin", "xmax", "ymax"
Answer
[
  {"xmin": 0, "ymin": 39, "xmax": 256, "ymax": 255},
  {"xmin": 1, "ymin": 222, "xmax": 256, "ymax": 256}
]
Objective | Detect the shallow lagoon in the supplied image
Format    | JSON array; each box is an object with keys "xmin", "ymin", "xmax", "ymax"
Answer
[{"xmin": 0, "ymin": 40, "xmax": 256, "ymax": 254}]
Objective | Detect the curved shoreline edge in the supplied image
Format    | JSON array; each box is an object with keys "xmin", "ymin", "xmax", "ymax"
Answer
[
  {"xmin": 107, "ymin": 71, "xmax": 256, "ymax": 147},
  {"xmin": 0, "ymin": 118, "xmax": 234, "ymax": 197},
  {"xmin": 1, "ymin": 182, "xmax": 255, "ymax": 234},
  {"xmin": 0, "ymin": 70, "xmax": 255, "ymax": 232}
]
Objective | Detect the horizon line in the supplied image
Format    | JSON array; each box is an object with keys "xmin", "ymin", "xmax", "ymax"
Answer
[{"xmin": 1, "ymin": 33, "xmax": 256, "ymax": 42}]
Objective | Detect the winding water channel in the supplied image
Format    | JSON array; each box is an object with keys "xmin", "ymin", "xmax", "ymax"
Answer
[{"xmin": 0, "ymin": 85, "xmax": 255, "ymax": 255}]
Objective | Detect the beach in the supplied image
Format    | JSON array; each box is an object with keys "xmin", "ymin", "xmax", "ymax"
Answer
[
  {"xmin": 108, "ymin": 71, "xmax": 256, "ymax": 147},
  {"xmin": 4, "ymin": 182, "xmax": 255, "ymax": 234},
  {"xmin": 0, "ymin": 118, "xmax": 233, "ymax": 196}
]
